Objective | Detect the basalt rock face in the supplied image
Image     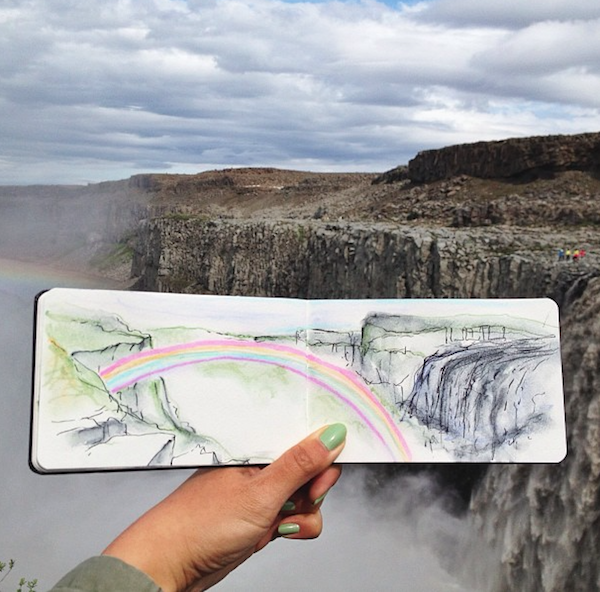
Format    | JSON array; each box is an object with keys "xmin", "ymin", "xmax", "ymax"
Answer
[
  {"xmin": 408, "ymin": 131, "xmax": 600, "ymax": 183},
  {"xmin": 132, "ymin": 217, "xmax": 593, "ymax": 301},
  {"xmin": 470, "ymin": 277, "xmax": 600, "ymax": 592}
]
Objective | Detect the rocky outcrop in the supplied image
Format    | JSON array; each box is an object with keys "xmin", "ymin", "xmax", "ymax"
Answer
[
  {"xmin": 471, "ymin": 276, "xmax": 600, "ymax": 592},
  {"xmin": 408, "ymin": 131, "xmax": 600, "ymax": 183},
  {"xmin": 371, "ymin": 164, "xmax": 409, "ymax": 185}
]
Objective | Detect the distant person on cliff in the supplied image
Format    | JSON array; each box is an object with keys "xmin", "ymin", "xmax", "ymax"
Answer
[
  {"xmin": 573, "ymin": 249, "xmax": 580, "ymax": 262},
  {"xmin": 566, "ymin": 248, "xmax": 571, "ymax": 261},
  {"xmin": 558, "ymin": 248, "xmax": 565, "ymax": 261},
  {"xmin": 50, "ymin": 424, "xmax": 346, "ymax": 592}
]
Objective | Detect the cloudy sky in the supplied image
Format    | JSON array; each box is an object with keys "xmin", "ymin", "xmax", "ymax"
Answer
[{"xmin": 2, "ymin": 0, "xmax": 600, "ymax": 184}]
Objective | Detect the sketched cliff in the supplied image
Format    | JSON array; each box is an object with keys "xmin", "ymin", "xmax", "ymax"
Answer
[{"xmin": 350, "ymin": 313, "xmax": 561, "ymax": 461}]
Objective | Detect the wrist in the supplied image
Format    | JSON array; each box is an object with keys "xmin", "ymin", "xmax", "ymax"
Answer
[{"xmin": 102, "ymin": 523, "xmax": 186, "ymax": 592}]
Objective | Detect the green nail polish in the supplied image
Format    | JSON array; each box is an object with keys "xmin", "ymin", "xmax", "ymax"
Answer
[
  {"xmin": 319, "ymin": 423, "xmax": 347, "ymax": 451},
  {"xmin": 282, "ymin": 500, "xmax": 296, "ymax": 512},
  {"xmin": 313, "ymin": 492, "xmax": 327, "ymax": 506},
  {"xmin": 278, "ymin": 523, "xmax": 300, "ymax": 536}
]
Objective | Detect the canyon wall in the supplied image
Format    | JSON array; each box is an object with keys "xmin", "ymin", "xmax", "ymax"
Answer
[
  {"xmin": 3, "ymin": 131, "xmax": 600, "ymax": 591},
  {"xmin": 471, "ymin": 277, "xmax": 600, "ymax": 592},
  {"xmin": 131, "ymin": 217, "xmax": 590, "ymax": 302}
]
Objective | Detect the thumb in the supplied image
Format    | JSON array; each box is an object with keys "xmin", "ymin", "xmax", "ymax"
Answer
[{"xmin": 256, "ymin": 423, "xmax": 347, "ymax": 505}]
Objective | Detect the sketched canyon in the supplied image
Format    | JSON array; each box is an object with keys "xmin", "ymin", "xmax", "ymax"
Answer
[
  {"xmin": 37, "ymin": 300, "xmax": 561, "ymax": 469},
  {"xmin": 3, "ymin": 131, "xmax": 600, "ymax": 591}
]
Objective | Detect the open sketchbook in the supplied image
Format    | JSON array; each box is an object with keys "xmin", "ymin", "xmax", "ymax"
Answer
[{"xmin": 31, "ymin": 289, "xmax": 566, "ymax": 473}]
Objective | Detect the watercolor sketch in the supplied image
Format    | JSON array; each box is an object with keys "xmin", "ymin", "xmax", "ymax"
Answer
[{"xmin": 31, "ymin": 289, "xmax": 566, "ymax": 472}]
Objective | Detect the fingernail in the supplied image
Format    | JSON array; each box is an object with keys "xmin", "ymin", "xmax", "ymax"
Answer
[
  {"xmin": 278, "ymin": 523, "xmax": 300, "ymax": 536},
  {"xmin": 319, "ymin": 423, "xmax": 347, "ymax": 451},
  {"xmin": 312, "ymin": 492, "xmax": 327, "ymax": 506},
  {"xmin": 281, "ymin": 500, "xmax": 296, "ymax": 512}
]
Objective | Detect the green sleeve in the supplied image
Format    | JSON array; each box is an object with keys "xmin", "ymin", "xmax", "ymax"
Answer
[{"xmin": 50, "ymin": 556, "xmax": 161, "ymax": 592}]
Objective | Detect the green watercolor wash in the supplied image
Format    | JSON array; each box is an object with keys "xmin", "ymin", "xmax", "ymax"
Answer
[{"xmin": 44, "ymin": 342, "xmax": 118, "ymax": 419}]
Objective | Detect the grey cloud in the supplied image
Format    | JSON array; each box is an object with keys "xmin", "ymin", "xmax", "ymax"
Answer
[
  {"xmin": 421, "ymin": 0, "xmax": 600, "ymax": 29},
  {"xmin": 1, "ymin": 0, "xmax": 600, "ymax": 184},
  {"xmin": 462, "ymin": 19, "xmax": 600, "ymax": 108}
]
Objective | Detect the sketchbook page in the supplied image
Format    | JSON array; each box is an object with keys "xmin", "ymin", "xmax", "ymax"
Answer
[
  {"xmin": 306, "ymin": 298, "xmax": 566, "ymax": 463},
  {"xmin": 32, "ymin": 289, "xmax": 309, "ymax": 473}
]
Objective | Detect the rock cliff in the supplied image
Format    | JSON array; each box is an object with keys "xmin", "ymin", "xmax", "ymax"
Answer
[
  {"xmin": 408, "ymin": 131, "xmax": 600, "ymax": 183},
  {"xmin": 131, "ymin": 217, "xmax": 598, "ymax": 305},
  {"xmin": 471, "ymin": 276, "xmax": 600, "ymax": 592},
  {"xmin": 0, "ymin": 179, "xmax": 150, "ymax": 277}
]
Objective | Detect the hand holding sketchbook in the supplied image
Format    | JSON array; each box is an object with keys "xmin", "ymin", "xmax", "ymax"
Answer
[{"xmin": 31, "ymin": 289, "xmax": 566, "ymax": 473}]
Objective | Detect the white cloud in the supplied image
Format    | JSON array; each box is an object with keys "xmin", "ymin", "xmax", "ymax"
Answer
[
  {"xmin": 471, "ymin": 19, "xmax": 600, "ymax": 75},
  {"xmin": 0, "ymin": 0, "xmax": 599, "ymax": 183}
]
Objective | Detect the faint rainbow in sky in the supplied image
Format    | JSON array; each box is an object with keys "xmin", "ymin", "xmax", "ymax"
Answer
[
  {"xmin": 100, "ymin": 339, "xmax": 411, "ymax": 461},
  {"xmin": 0, "ymin": 257, "xmax": 114, "ymax": 290}
]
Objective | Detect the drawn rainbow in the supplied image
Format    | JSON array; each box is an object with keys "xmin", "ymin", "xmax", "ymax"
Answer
[{"xmin": 100, "ymin": 339, "xmax": 412, "ymax": 461}]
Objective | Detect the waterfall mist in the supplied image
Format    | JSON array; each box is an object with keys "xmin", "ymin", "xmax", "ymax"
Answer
[{"xmin": 219, "ymin": 467, "xmax": 499, "ymax": 592}]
